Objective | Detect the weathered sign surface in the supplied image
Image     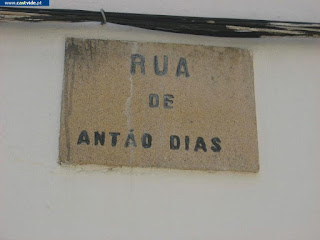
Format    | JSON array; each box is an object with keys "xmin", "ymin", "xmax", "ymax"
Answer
[{"xmin": 59, "ymin": 38, "xmax": 259, "ymax": 172}]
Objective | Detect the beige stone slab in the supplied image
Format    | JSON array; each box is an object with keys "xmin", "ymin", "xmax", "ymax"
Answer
[{"xmin": 59, "ymin": 38, "xmax": 259, "ymax": 172}]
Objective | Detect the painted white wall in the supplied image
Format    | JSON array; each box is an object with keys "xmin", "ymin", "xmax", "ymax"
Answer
[{"xmin": 1, "ymin": 0, "xmax": 320, "ymax": 239}]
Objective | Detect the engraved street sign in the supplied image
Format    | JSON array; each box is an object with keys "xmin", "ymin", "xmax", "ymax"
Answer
[{"xmin": 59, "ymin": 38, "xmax": 259, "ymax": 172}]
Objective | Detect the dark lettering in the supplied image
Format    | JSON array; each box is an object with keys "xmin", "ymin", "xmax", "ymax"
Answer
[
  {"xmin": 154, "ymin": 55, "xmax": 168, "ymax": 76},
  {"xmin": 164, "ymin": 94, "xmax": 174, "ymax": 109},
  {"xmin": 94, "ymin": 131, "xmax": 105, "ymax": 145},
  {"xmin": 211, "ymin": 137, "xmax": 221, "ymax": 152},
  {"xmin": 185, "ymin": 136, "xmax": 190, "ymax": 150},
  {"xmin": 170, "ymin": 135, "xmax": 180, "ymax": 150},
  {"xmin": 141, "ymin": 133, "xmax": 152, "ymax": 148},
  {"xmin": 194, "ymin": 137, "xmax": 207, "ymax": 152},
  {"xmin": 109, "ymin": 132, "xmax": 120, "ymax": 147},
  {"xmin": 176, "ymin": 57, "xmax": 190, "ymax": 77},
  {"xmin": 125, "ymin": 129, "xmax": 137, "ymax": 147},
  {"xmin": 131, "ymin": 54, "xmax": 145, "ymax": 75},
  {"xmin": 149, "ymin": 94, "xmax": 159, "ymax": 108},
  {"xmin": 77, "ymin": 130, "xmax": 90, "ymax": 145}
]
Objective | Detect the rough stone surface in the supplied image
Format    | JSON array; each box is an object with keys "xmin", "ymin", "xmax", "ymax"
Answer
[{"xmin": 59, "ymin": 38, "xmax": 259, "ymax": 172}]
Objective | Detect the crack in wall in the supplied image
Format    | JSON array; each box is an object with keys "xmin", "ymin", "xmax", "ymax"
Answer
[{"xmin": 125, "ymin": 42, "xmax": 138, "ymax": 165}]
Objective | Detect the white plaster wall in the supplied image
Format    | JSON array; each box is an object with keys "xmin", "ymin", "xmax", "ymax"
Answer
[{"xmin": 1, "ymin": 1, "xmax": 320, "ymax": 239}]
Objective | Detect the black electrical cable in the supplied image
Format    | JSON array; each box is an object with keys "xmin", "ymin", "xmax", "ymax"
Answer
[{"xmin": 0, "ymin": 7, "xmax": 319, "ymax": 38}]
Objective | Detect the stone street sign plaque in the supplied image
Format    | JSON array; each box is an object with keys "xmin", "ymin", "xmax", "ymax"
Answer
[{"xmin": 59, "ymin": 38, "xmax": 259, "ymax": 172}]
